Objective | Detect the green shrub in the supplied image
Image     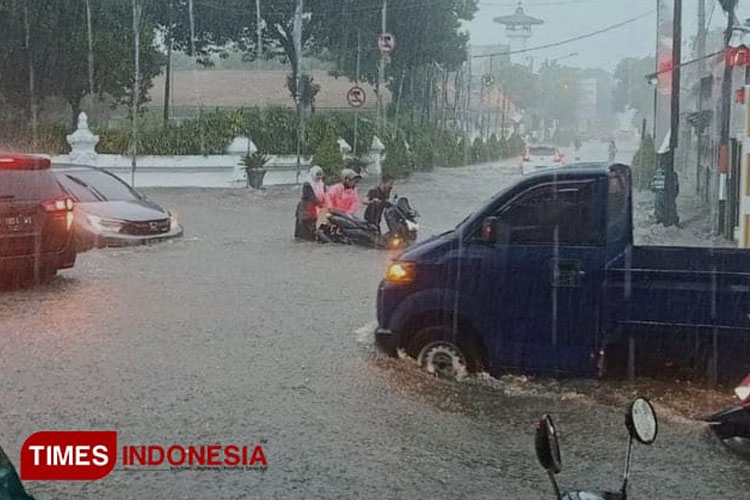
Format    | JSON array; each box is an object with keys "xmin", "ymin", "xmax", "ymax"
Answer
[
  {"xmin": 412, "ymin": 133, "xmax": 435, "ymax": 171},
  {"xmin": 498, "ymin": 136, "xmax": 509, "ymax": 158},
  {"xmin": 313, "ymin": 131, "xmax": 344, "ymax": 181},
  {"xmin": 0, "ymin": 123, "xmax": 69, "ymax": 154},
  {"xmin": 471, "ymin": 137, "xmax": 489, "ymax": 163},
  {"xmin": 507, "ymin": 132, "xmax": 526, "ymax": 157},
  {"xmin": 382, "ymin": 133, "xmax": 411, "ymax": 179},
  {"xmin": 631, "ymin": 134, "xmax": 656, "ymax": 190},
  {"xmin": 487, "ymin": 134, "xmax": 501, "ymax": 161}
]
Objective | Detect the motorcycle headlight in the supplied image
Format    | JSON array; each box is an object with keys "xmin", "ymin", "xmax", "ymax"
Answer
[{"xmin": 87, "ymin": 214, "xmax": 123, "ymax": 233}]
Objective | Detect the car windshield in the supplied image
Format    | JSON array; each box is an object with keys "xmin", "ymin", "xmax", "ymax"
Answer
[
  {"xmin": 3, "ymin": 2, "xmax": 750, "ymax": 499},
  {"xmin": 57, "ymin": 170, "xmax": 139, "ymax": 202}
]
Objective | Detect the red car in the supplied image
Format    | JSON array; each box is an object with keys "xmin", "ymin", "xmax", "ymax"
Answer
[{"xmin": 0, "ymin": 154, "xmax": 76, "ymax": 285}]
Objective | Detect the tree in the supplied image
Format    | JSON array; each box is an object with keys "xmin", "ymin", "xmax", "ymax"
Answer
[
  {"xmin": 612, "ymin": 56, "xmax": 655, "ymax": 126},
  {"xmin": 311, "ymin": 0, "xmax": 478, "ymax": 116},
  {"xmin": 0, "ymin": 0, "xmax": 164, "ymax": 128},
  {"xmin": 313, "ymin": 129, "xmax": 344, "ymax": 181},
  {"xmin": 494, "ymin": 64, "xmax": 538, "ymax": 112}
]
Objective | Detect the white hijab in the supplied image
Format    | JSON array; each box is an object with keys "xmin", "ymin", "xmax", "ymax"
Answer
[{"xmin": 307, "ymin": 166, "xmax": 326, "ymax": 202}]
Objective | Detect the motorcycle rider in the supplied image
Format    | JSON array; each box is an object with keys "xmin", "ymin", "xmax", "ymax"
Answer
[
  {"xmin": 294, "ymin": 165, "xmax": 328, "ymax": 241},
  {"xmin": 608, "ymin": 140, "xmax": 617, "ymax": 162},
  {"xmin": 363, "ymin": 174, "xmax": 394, "ymax": 230},
  {"xmin": 328, "ymin": 169, "xmax": 362, "ymax": 215}
]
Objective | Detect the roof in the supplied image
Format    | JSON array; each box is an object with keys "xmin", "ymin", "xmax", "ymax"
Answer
[
  {"xmin": 148, "ymin": 70, "xmax": 389, "ymax": 110},
  {"xmin": 493, "ymin": 6, "xmax": 544, "ymax": 26},
  {"xmin": 527, "ymin": 162, "xmax": 622, "ymax": 179}
]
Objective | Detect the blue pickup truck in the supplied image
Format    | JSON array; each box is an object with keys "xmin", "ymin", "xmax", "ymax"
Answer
[{"xmin": 375, "ymin": 163, "xmax": 750, "ymax": 380}]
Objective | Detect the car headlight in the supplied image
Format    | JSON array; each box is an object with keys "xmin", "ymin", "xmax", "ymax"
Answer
[
  {"xmin": 169, "ymin": 210, "xmax": 179, "ymax": 228},
  {"xmin": 87, "ymin": 214, "xmax": 123, "ymax": 233}
]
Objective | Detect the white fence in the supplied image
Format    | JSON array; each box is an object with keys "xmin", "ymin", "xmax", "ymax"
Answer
[{"xmin": 51, "ymin": 113, "xmax": 384, "ymax": 188}]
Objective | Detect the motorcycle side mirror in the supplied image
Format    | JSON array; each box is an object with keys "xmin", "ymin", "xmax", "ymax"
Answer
[
  {"xmin": 535, "ymin": 415, "xmax": 562, "ymax": 473},
  {"xmin": 535, "ymin": 415, "xmax": 562, "ymax": 500},
  {"xmin": 620, "ymin": 397, "xmax": 658, "ymax": 498},
  {"xmin": 625, "ymin": 397, "xmax": 658, "ymax": 445}
]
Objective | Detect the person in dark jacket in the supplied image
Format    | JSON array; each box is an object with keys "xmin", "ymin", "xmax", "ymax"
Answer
[
  {"xmin": 363, "ymin": 175, "xmax": 393, "ymax": 230},
  {"xmin": 294, "ymin": 166, "xmax": 328, "ymax": 241}
]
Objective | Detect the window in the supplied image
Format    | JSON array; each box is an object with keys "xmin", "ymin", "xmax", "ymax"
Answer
[
  {"xmin": 529, "ymin": 146, "xmax": 556, "ymax": 156},
  {"xmin": 57, "ymin": 170, "xmax": 139, "ymax": 202},
  {"xmin": 493, "ymin": 181, "xmax": 600, "ymax": 246},
  {"xmin": 0, "ymin": 170, "xmax": 63, "ymax": 201}
]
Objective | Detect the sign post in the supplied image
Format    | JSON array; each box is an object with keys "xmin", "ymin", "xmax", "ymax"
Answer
[
  {"xmin": 347, "ymin": 86, "xmax": 366, "ymax": 108},
  {"xmin": 739, "ymin": 85, "xmax": 750, "ymax": 248}
]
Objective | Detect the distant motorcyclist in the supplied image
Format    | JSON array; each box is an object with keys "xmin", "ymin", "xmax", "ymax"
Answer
[
  {"xmin": 608, "ymin": 140, "xmax": 617, "ymax": 162},
  {"xmin": 328, "ymin": 169, "xmax": 362, "ymax": 215},
  {"xmin": 363, "ymin": 175, "xmax": 394, "ymax": 230}
]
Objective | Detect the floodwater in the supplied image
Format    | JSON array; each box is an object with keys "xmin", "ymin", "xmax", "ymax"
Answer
[{"xmin": 1, "ymin": 141, "xmax": 748, "ymax": 499}]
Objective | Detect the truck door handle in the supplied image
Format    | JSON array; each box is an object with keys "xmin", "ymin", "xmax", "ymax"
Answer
[{"xmin": 552, "ymin": 260, "xmax": 583, "ymax": 287}]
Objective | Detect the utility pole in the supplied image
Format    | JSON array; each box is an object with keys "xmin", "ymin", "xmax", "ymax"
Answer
[
  {"xmin": 23, "ymin": 5, "xmax": 37, "ymax": 149},
  {"xmin": 353, "ymin": 29, "xmax": 361, "ymax": 156},
  {"xmin": 660, "ymin": 0, "xmax": 682, "ymax": 227},
  {"xmin": 85, "ymin": 0, "xmax": 94, "ymax": 96},
  {"xmin": 256, "ymin": 0, "xmax": 262, "ymax": 58},
  {"xmin": 131, "ymin": 0, "xmax": 142, "ymax": 187},
  {"xmin": 164, "ymin": 0, "xmax": 173, "ymax": 125},
  {"xmin": 378, "ymin": 0, "xmax": 387, "ymax": 136},
  {"xmin": 718, "ymin": 0, "xmax": 738, "ymax": 235},
  {"xmin": 294, "ymin": 0, "xmax": 304, "ymax": 183},
  {"xmin": 188, "ymin": 0, "xmax": 196, "ymax": 56}
]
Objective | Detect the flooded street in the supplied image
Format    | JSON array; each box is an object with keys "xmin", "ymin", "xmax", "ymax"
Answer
[{"xmin": 2, "ymin": 144, "xmax": 749, "ymax": 499}]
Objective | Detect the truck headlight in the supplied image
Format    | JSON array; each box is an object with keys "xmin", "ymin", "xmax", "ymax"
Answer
[{"xmin": 385, "ymin": 262, "xmax": 416, "ymax": 283}]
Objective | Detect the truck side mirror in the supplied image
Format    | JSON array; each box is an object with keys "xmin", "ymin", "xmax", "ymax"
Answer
[
  {"xmin": 480, "ymin": 217, "xmax": 510, "ymax": 245},
  {"xmin": 535, "ymin": 415, "xmax": 562, "ymax": 473},
  {"xmin": 480, "ymin": 217, "xmax": 498, "ymax": 243}
]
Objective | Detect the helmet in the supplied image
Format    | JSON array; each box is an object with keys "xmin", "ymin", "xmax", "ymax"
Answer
[{"xmin": 341, "ymin": 169, "xmax": 362, "ymax": 182}]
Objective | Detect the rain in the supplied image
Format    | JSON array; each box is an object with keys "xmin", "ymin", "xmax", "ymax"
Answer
[{"xmin": 1, "ymin": 1, "xmax": 750, "ymax": 498}]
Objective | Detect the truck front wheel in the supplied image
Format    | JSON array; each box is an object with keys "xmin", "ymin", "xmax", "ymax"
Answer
[{"xmin": 409, "ymin": 325, "xmax": 482, "ymax": 380}]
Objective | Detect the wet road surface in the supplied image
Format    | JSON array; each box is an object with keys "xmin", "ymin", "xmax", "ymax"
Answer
[{"xmin": 2, "ymin": 143, "xmax": 749, "ymax": 499}]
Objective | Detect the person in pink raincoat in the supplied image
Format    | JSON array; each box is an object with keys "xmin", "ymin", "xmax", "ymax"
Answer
[{"xmin": 327, "ymin": 169, "xmax": 362, "ymax": 215}]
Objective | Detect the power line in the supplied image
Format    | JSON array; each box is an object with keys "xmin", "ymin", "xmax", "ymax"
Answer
[{"xmin": 473, "ymin": 9, "xmax": 655, "ymax": 58}]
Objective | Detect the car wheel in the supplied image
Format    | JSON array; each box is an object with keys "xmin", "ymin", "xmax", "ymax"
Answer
[{"xmin": 418, "ymin": 340, "xmax": 468, "ymax": 380}]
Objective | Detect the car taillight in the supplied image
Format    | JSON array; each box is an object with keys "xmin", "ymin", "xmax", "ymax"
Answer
[
  {"xmin": 41, "ymin": 197, "xmax": 74, "ymax": 212},
  {"xmin": 0, "ymin": 155, "xmax": 51, "ymax": 170},
  {"xmin": 41, "ymin": 197, "xmax": 75, "ymax": 230}
]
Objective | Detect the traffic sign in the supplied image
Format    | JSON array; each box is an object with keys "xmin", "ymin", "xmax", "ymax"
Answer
[
  {"xmin": 482, "ymin": 74, "xmax": 495, "ymax": 87},
  {"xmin": 347, "ymin": 86, "xmax": 366, "ymax": 108},
  {"xmin": 378, "ymin": 33, "xmax": 396, "ymax": 54}
]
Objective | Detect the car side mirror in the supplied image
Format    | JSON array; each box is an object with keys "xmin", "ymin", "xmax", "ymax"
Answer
[{"xmin": 535, "ymin": 415, "xmax": 562, "ymax": 474}]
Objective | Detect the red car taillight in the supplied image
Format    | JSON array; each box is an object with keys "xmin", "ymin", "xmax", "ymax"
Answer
[
  {"xmin": 41, "ymin": 196, "xmax": 75, "ymax": 230},
  {"xmin": 41, "ymin": 197, "xmax": 74, "ymax": 212}
]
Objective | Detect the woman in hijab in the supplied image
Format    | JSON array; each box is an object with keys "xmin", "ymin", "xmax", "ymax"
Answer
[{"xmin": 295, "ymin": 166, "xmax": 328, "ymax": 240}]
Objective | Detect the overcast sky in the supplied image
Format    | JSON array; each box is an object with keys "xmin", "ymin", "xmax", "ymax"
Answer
[{"xmin": 465, "ymin": 0, "xmax": 750, "ymax": 71}]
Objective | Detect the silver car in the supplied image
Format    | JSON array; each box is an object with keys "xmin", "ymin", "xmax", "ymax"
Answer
[{"xmin": 54, "ymin": 165, "xmax": 183, "ymax": 252}]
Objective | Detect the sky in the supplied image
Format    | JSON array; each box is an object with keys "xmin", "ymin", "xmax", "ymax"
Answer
[{"xmin": 465, "ymin": 0, "xmax": 750, "ymax": 72}]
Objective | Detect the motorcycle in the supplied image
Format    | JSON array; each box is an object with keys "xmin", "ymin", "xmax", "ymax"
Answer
[
  {"xmin": 535, "ymin": 397, "xmax": 659, "ymax": 500},
  {"xmin": 703, "ymin": 373, "xmax": 750, "ymax": 441},
  {"xmin": 321, "ymin": 195, "xmax": 419, "ymax": 250}
]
